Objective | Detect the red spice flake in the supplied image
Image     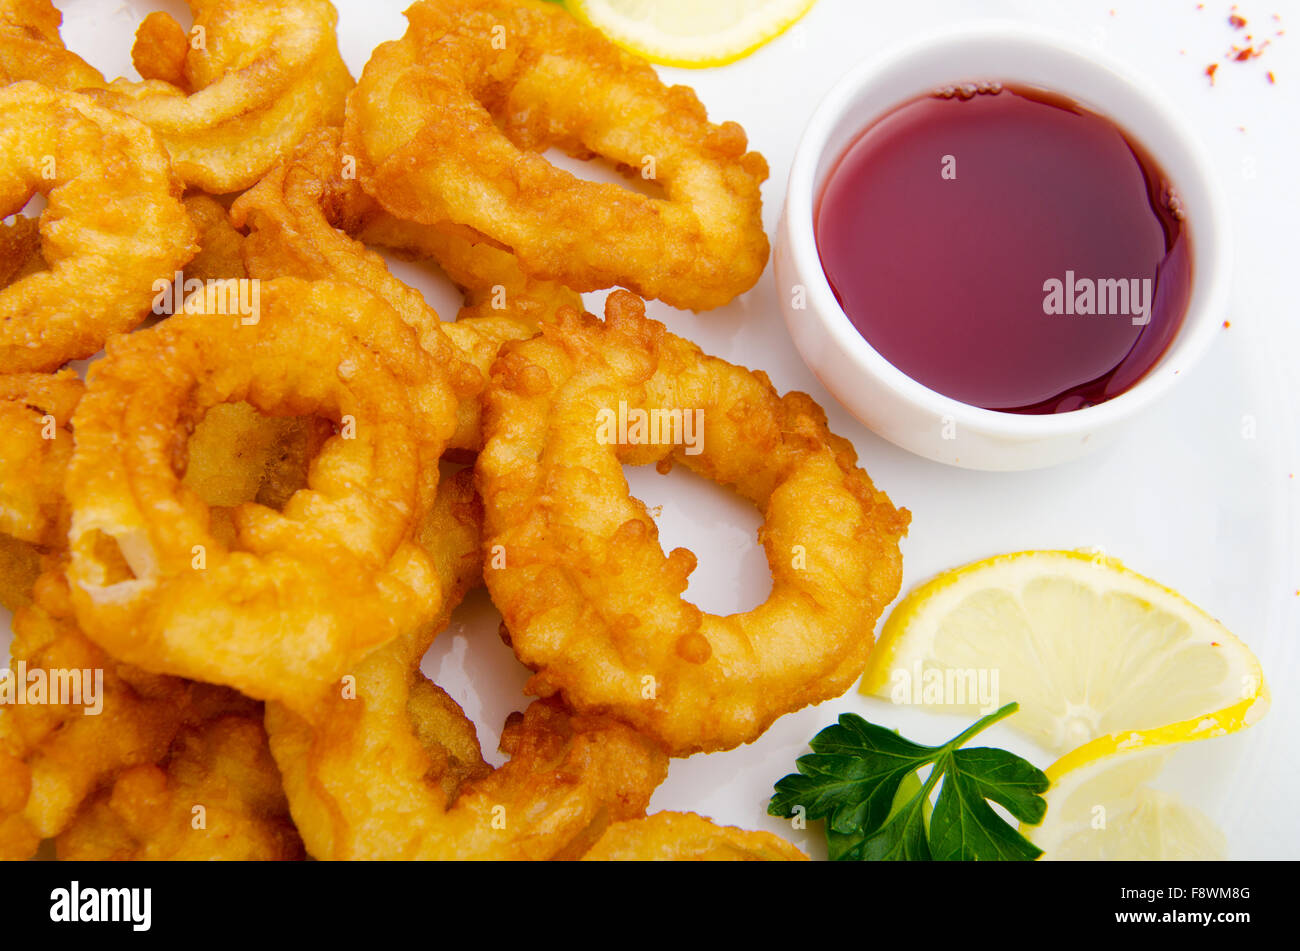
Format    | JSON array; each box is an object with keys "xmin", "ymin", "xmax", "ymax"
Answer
[
  {"xmin": 1228, "ymin": 38, "xmax": 1271, "ymax": 62},
  {"xmin": 1223, "ymin": 320, "xmax": 1232, "ymax": 327},
  {"xmin": 1230, "ymin": 13, "xmax": 1247, "ymax": 27},
  {"xmin": 1206, "ymin": 62, "xmax": 1219, "ymax": 82},
  {"xmin": 1268, "ymin": 70, "xmax": 1276, "ymax": 82}
]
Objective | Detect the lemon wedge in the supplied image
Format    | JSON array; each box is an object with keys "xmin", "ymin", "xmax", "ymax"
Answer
[
  {"xmin": 1021, "ymin": 744, "xmax": 1226, "ymax": 860},
  {"xmin": 860, "ymin": 550, "xmax": 1269, "ymax": 753},
  {"xmin": 566, "ymin": 0, "xmax": 817, "ymax": 68}
]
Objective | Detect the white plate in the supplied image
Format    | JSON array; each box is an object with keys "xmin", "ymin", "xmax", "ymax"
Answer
[{"xmin": 4, "ymin": 0, "xmax": 1296, "ymax": 859}]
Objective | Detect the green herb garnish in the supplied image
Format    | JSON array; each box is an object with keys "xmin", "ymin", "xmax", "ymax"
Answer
[{"xmin": 769, "ymin": 702, "xmax": 1049, "ymax": 861}]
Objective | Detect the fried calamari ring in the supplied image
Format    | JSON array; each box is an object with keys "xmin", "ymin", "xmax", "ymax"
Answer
[
  {"xmin": 80, "ymin": 0, "xmax": 353, "ymax": 193},
  {"xmin": 266, "ymin": 469, "xmax": 669, "ymax": 860},
  {"xmin": 345, "ymin": 0, "xmax": 770, "ymax": 312},
  {"xmin": 0, "ymin": 370, "xmax": 80, "ymax": 547},
  {"xmin": 165, "ymin": 196, "xmax": 338, "ymax": 519},
  {"xmin": 478, "ymin": 291, "xmax": 910, "ymax": 756},
  {"xmin": 0, "ymin": 83, "xmax": 196, "ymax": 373},
  {"xmin": 167, "ymin": 196, "xmax": 335, "ymax": 518},
  {"xmin": 582, "ymin": 812, "xmax": 808, "ymax": 861},
  {"xmin": 153, "ymin": 197, "xmax": 331, "ymax": 520},
  {"xmin": 0, "ymin": 568, "xmax": 260, "ymax": 859},
  {"xmin": 0, "ymin": 0, "xmax": 104, "ymax": 88},
  {"xmin": 65, "ymin": 279, "xmax": 460, "ymax": 711},
  {"xmin": 232, "ymin": 128, "xmax": 579, "ymax": 452},
  {"xmin": 271, "ymin": 685, "xmax": 666, "ymax": 860},
  {"xmin": 56, "ymin": 713, "xmax": 303, "ymax": 861}
]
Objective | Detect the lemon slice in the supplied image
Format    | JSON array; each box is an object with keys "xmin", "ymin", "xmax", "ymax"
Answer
[
  {"xmin": 1021, "ymin": 743, "xmax": 1226, "ymax": 860},
  {"xmin": 566, "ymin": 0, "xmax": 817, "ymax": 68},
  {"xmin": 860, "ymin": 550, "xmax": 1269, "ymax": 753}
]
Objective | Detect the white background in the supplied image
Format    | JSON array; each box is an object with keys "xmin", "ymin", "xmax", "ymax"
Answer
[{"xmin": 5, "ymin": 0, "xmax": 1296, "ymax": 859}]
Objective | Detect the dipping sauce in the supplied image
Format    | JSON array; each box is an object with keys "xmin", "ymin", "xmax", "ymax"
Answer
[{"xmin": 816, "ymin": 84, "xmax": 1191, "ymax": 414}]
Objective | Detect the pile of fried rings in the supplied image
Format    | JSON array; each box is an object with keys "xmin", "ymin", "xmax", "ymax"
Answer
[{"xmin": 0, "ymin": 0, "xmax": 909, "ymax": 861}]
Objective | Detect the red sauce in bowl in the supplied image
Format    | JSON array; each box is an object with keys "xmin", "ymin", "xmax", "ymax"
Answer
[{"xmin": 815, "ymin": 84, "xmax": 1192, "ymax": 414}]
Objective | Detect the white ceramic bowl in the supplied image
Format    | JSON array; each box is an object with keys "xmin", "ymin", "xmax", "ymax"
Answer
[{"xmin": 776, "ymin": 23, "xmax": 1231, "ymax": 470}]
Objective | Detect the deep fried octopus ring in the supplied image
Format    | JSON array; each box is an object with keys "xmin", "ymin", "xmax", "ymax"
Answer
[
  {"xmin": 79, "ymin": 0, "xmax": 353, "ymax": 193},
  {"xmin": 232, "ymin": 128, "xmax": 580, "ymax": 452},
  {"xmin": 0, "ymin": 369, "xmax": 81, "ymax": 547},
  {"xmin": 345, "ymin": 0, "xmax": 770, "ymax": 312},
  {"xmin": 65, "ymin": 279, "xmax": 460, "ymax": 711},
  {"xmin": 582, "ymin": 812, "xmax": 808, "ymax": 861},
  {"xmin": 0, "ymin": 83, "xmax": 196, "ymax": 373},
  {"xmin": 266, "ymin": 468, "xmax": 669, "ymax": 860},
  {"xmin": 477, "ymin": 291, "xmax": 910, "ymax": 756}
]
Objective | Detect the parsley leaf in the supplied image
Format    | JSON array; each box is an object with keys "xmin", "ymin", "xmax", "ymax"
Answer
[
  {"xmin": 769, "ymin": 702, "xmax": 1049, "ymax": 861},
  {"xmin": 825, "ymin": 767, "xmax": 930, "ymax": 861}
]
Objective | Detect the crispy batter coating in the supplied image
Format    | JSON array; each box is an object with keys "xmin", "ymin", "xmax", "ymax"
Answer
[
  {"xmin": 0, "ymin": 0, "xmax": 104, "ymax": 88},
  {"xmin": 0, "ymin": 532, "xmax": 42, "ymax": 612},
  {"xmin": 78, "ymin": 0, "xmax": 353, "ymax": 193},
  {"xmin": 266, "ymin": 468, "xmax": 669, "ymax": 860},
  {"xmin": 180, "ymin": 193, "xmax": 247, "ymax": 283},
  {"xmin": 180, "ymin": 401, "xmax": 331, "ymax": 514},
  {"xmin": 478, "ymin": 291, "xmax": 910, "ymax": 755},
  {"xmin": 345, "ymin": 0, "xmax": 769, "ymax": 311},
  {"xmin": 0, "ymin": 568, "xmax": 259, "ymax": 859},
  {"xmin": 56, "ymin": 713, "xmax": 303, "ymax": 860},
  {"xmin": 233, "ymin": 128, "xmax": 579, "ymax": 451},
  {"xmin": 64, "ymin": 279, "xmax": 460, "ymax": 712},
  {"xmin": 0, "ymin": 306, "xmax": 62, "ymax": 606},
  {"xmin": 0, "ymin": 83, "xmax": 196, "ymax": 373},
  {"xmin": 0, "ymin": 214, "xmax": 45, "ymax": 287},
  {"xmin": 582, "ymin": 812, "xmax": 807, "ymax": 861},
  {"xmin": 131, "ymin": 10, "xmax": 192, "ymax": 89},
  {"xmin": 3, "ymin": 379, "xmax": 315, "ymax": 860},
  {"xmin": 0, "ymin": 370, "xmax": 80, "ymax": 547}
]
